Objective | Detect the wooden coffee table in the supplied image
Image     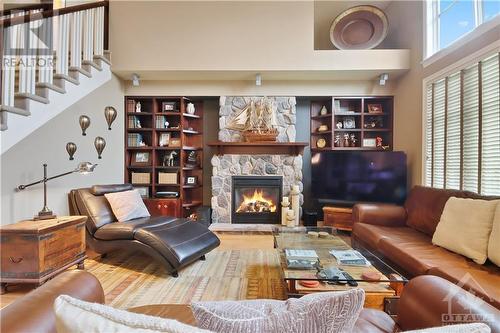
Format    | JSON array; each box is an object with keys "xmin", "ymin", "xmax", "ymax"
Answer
[{"xmin": 273, "ymin": 226, "xmax": 407, "ymax": 311}]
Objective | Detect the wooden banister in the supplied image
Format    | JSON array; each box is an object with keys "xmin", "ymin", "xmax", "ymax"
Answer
[
  {"xmin": 0, "ymin": 1, "xmax": 108, "ymax": 28},
  {"xmin": 0, "ymin": 3, "xmax": 53, "ymax": 18}
]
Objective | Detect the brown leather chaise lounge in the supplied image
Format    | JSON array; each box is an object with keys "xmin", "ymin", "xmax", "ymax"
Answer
[
  {"xmin": 2, "ymin": 270, "xmax": 499, "ymax": 333},
  {"xmin": 353, "ymin": 186, "xmax": 500, "ymax": 309},
  {"xmin": 68, "ymin": 184, "xmax": 220, "ymax": 277}
]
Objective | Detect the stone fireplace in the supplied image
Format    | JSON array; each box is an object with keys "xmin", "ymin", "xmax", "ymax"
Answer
[{"xmin": 210, "ymin": 96, "xmax": 304, "ymax": 224}]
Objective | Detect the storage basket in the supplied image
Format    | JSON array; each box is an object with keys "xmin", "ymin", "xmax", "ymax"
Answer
[
  {"xmin": 131, "ymin": 172, "xmax": 150, "ymax": 184},
  {"xmin": 158, "ymin": 172, "xmax": 178, "ymax": 184}
]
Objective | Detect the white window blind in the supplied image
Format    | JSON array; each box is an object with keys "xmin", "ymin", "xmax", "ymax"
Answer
[{"xmin": 424, "ymin": 53, "xmax": 500, "ymax": 195}]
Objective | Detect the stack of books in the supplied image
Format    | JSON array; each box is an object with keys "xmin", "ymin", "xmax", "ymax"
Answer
[
  {"xmin": 285, "ymin": 249, "xmax": 319, "ymax": 269},
  {"xmin": 128, "ymin": 116, "xmax": 140, "ymax": 129},
  {"xmin": 329, "ymin": 250, "xmax": 370, "ymax": 266},
  {"xmin": 156, "ymin": 115, "xmax": 167, "ymax": 129},
  {"xmin": 128, "ymin": 133, "xmax": 143, "ymax": 147}
]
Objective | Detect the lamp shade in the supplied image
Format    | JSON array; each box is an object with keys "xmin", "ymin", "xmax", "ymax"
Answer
[
  {"xmin": 104, "ymin": 106, "xmax": 117, "ymax": 130},
  {"xmin": 66, "ymin": 142, "xmax": 77, "ymax": 160},
  {"xmin": 79, "ymin": 115, "xmax": 91, "ymax": 136},
  {"xmin": 94, "ymin": 136, "xmax": 106, "ymax": 159},
  {"xmin": 74, "ymin": 162, "xmax": 97, "ymax": 174}
]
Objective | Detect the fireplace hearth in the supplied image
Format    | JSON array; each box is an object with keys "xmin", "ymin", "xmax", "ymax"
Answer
[{"xmin": 231, "ymin": 176, "xmax": 282, "ymax": 224}]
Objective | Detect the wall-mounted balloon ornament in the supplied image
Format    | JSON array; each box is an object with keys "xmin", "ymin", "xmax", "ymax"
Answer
[
  {"xmin": 66, "ymin": 142, "xmax": 77, "ymax": 160},
  {"xmin": 94, "ymin": 136, "xmax": 106, "ymax": 159},
  {"xmin": 79, "ymin": 115, "xmax": 91, "ymax": 136},
  {"xmin": 104, "ymin": 106, "xmax": 117, "ymax": 130}
]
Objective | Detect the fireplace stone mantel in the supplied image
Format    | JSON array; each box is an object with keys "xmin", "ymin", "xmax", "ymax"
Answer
[{"xmin": 208, "ymin": 141, "xmax": 308, "ymax": 156}]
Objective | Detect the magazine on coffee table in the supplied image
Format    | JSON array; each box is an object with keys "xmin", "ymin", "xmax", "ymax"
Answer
[
  {"xmin": 329, "ymin": 249, "xmax": 371, "ymax": 266},
  {"xmin": 285, "ymin": 249, "xmax": 319, "ymax": 269}
]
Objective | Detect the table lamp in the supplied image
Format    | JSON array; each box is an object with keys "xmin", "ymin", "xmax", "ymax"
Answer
[{"xmin": 17, "ymin": 162, "xmax": 97, "ymax": 220}]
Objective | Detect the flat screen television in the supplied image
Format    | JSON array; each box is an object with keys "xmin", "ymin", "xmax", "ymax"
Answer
[{"xmin": 311, "ymin": 151, "xmax": 407, "ymax": 206}]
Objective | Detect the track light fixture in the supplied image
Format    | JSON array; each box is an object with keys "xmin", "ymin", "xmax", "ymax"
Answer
[
  {"xmin": 255, "ymin": 73, "xmax": 262, "ymax": 86},
  {"xmin": 379, "ymin": 73, "xmax": 389, "ymax": 86},
  {"xmin": 132, "ymin": 73, "xmax": 140, "ymax": 86}
]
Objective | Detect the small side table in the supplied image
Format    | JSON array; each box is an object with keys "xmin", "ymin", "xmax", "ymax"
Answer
[
  {"xmin": 323, "ymin": 206, "xmax": 353, "ymax": 231},
  {"xmin": 0, "ymin": 216, "xmax": 87, "ymax": 294}
]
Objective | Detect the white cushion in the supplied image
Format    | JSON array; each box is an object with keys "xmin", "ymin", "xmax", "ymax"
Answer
[
  {"xmin": 191, "ymin": 289, "xmax": 365, "ymax": 333},
  {"xmin": 104, "ymin": 189, "xmax": 150, "ymax": 222},
  {"xmin": 54, "ymin": 295, "xmax": 213, "ymax": 333},
  {"xmin": 488, "ymin": 202, "xmax": 500, "ymax": 266},
  {"xmin": 403, "ymin": 323, "xmax": 491, "ymax": 332},
  {"xmin": 432, "ymin": 197, "xmax": 498, "ymax": 264}
]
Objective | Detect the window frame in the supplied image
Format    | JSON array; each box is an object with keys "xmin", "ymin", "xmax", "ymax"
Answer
[
  {"xmin": 421, "ymin": 46, "xmax": 500, "ymax": 193},
  {"xmin": 424, "ymin": 0, "xmax": 500, "ymax": 66}
]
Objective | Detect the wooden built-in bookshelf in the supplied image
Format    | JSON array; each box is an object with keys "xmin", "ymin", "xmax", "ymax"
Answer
[
  {"xmin": 310, "ymin": 96, "xmax": 393, "ymax": 152},
  {"xmin": 124, "ymin": 96, "xmax": 204, "ymax": 218}
]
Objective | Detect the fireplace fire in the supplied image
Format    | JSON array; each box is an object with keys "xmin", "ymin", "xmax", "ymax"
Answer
[{"xmin": 231, "ymin": 176, "xmax": 282, "ymax": 224}]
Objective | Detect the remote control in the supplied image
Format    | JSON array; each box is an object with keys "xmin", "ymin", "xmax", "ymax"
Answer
[{"xmin": 341, "ymin": 270, "xmax": 358, "ymax": 287}]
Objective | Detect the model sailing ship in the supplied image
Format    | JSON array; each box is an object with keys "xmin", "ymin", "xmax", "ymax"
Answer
[{"xmin": 226, "ymin": 97, "xmax": 278, "ymax": 142}]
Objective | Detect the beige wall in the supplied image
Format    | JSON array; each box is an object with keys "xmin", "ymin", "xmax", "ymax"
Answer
[{"xmin": 0, "ymin": 76, "xmax": 125, "ymax": 225}]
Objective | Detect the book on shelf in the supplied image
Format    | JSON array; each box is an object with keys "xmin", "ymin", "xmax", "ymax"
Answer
[
  {"xmin": 329, "ymin": 250, "xmax": 371, "ymax": 266},
  {"xmin": 128, "ymin": 116, "xmax": 141, "ymax": 129},
  {"xmin": 128, "ymin": 133, "xmax": 143, "ymax": 147},
  {"xmin": 156, "ymin": 115, "xmax": 167, "ymax": 129}
]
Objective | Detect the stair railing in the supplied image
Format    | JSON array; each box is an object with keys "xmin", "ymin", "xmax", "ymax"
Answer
[{"xmin": 0, "ymin": 1, "xmax": 109, "ymax": 130}]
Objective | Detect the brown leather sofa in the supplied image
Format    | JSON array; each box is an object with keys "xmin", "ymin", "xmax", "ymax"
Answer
[
  {"xmin": 68, "ymin": 184, "xmax": 220, "ymax": 277},
  {"xmin": 1, "ymin": 271, "xmax": 498, "ymax": 333},
  {"xmin": 353, "ymin": 186, "xmax": 500, "ymax": 309}
]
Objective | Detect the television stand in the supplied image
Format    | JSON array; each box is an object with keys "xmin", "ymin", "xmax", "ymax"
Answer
[{"xmin": 323, "ymin": 206, "xmax": 353, "ymax": 231}]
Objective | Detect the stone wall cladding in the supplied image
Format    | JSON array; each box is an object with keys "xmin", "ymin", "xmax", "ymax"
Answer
[{"xmin": 212, "ymin": 96, "xmax": 302, "ymax": 224}]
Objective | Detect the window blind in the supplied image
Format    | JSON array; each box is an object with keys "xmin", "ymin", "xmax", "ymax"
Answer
[{"xmin": 424, "ymin": 52, "xmax": 500, "ymax": 195}]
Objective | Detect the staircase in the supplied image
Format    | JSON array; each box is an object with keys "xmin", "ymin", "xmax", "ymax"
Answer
[{"xmin": 0, "ymin": 1, "xmax": 111, "ymax": 154}]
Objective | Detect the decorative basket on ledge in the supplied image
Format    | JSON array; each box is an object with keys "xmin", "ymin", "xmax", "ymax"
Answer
[{"xmin": 242, "ymin": 129, "xmax": 278, "ymax": 142}]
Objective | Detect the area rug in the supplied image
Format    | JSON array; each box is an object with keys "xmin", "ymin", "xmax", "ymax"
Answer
[{"xmin": 85, "ymin": 249, "xmax": 286, "ymax": 309}]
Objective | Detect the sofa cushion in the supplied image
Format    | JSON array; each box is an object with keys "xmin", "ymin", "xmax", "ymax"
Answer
[
  {"xmin": 134, "ymin": 219, "xmax": 221, "ymax": 268},
  {"xmin": 54, "ymin": 295, "xmax": 213, "ymax": 333},
  {"xmin": 404, "ymin": 186, "xmax": 484, "ymax": 237},
  {"xmin": 104, "ymin": 189, "xmax": 150, "ymax": 222},
  {"xmin": 488, "ymin": 203, "xmax": 500, "ymax": 267},
  {"xmin": 427, "ymin": 265, "xmax": 500, "ymax": 309},
  {"xmin": 353, "ymin": 308, "xmax": 395, "ymax": 333},
  {"xmin": 93, "ymin": 216, "xmax": 179, "ymax": 240},
  {"xmin": 432, "ymin": 198, "xmax": 498, "ymax": 264},
  {"xmin": 192, "ymin": 289, "xmax": 365, "ymax": 333},
  {"xmin": 353, "ymin": 223, "xmax": 417, "ymax": 250}
]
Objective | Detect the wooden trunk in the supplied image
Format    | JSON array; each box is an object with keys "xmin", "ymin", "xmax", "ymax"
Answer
[
  {"xmin": 323, "ymin": 206, "xmax": 353, "ymax": 231},
  {"xmin": 0, "ymin": 216, "xmax": 87, "ymax": 291}
]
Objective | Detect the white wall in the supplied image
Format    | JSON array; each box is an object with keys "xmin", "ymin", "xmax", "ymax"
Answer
[{"xmin": 1, "ymin": 75, "xmax": 125, "ymax": 225}]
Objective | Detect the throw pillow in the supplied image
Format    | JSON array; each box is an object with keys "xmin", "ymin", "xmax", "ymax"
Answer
[
  {"xmin": 104, "ymin": 189, "xmax": 150, "ymax": 222},
  {"xmin": 488, "ymin": 201, "xmax": 500, "ymax": 266},
  {"xmin": 54, "ymin": 295, "xmax": 213, "ymax": 333},
  {"xmin": 402, "ymin": 323, "xmax": 491, "ymax": 333},
  {"xmin": 191, "ymin": 289, "xmax": 365, "ymax": 333},
  {"xmin": 432, "ymin": 197, "xmax": 498, "ymax": 264}
]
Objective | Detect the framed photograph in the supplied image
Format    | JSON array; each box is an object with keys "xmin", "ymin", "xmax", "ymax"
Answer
[
  {"xmin": 367, "ymin": 103, "xmax": 383, "ymax": 114},
  {"xmin": 135, "ymin": 187, "xmax": 149, "ymax": 197},
  {"xmin": 131, "ymin": 151, "xmax": 151, "ymax": 166},
  {"xmin": 185, "ymin": 176, "xmax": 197, "ymax": 185},
  {"xmin": 162, "ymin": 101, "xmax": 177, "ymax": 112},
  {"xmin": 159, "ymin": 133, "xmax": 170, "ymax": 147},
  {"xmin": 343, "ymin": 116, "xmax": 356, "ymax": 129},
  {"xmin": 169, "ymin": 138, "xmax": 181, "ymax": 147},
  {"xmin": 363, "ymin": 138, "xmax": 376, "ymax": 147}
]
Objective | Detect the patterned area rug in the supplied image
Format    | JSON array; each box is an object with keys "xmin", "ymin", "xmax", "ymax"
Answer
[{"xmin": 85, "ymin": 249, "xmax": 286, "ymax": 309}]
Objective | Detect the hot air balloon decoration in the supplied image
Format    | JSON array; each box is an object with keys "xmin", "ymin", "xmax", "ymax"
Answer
[
  {"xmin": 104, "ymin": 106, "xmax": 117, "ymax": 130},
  {"xmin": 66, "ymin": 142, "xmax": 77, "ymax": 160},
  {"xmin": 94, "ymin": 136, "xmax": 106, "ymax": 159},
  {"xmin": 79, "ymin": 115, "xmax": 91, "ymax": 136}
]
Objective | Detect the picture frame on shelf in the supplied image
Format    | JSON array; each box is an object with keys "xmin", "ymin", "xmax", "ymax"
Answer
[
  {"xmin": 367, "ymin": 103, "xmax": 383, "ymax": 114},
  {"xmin": 162, "ymin": 101, "xmax": 177, "ymax": 112},
  {"xmin": 131, "ymin": 152, "xmax": 151, "ymax": 166},
  {"xmin": 169, "ymin": 138, "xmax": 181, "ymax": 148},
  {"xmin": 362, "ymin": 138, "xmax": 377, "ymax": 147},
  {"xmin": 135, "ymin": 187, "xmax": 149, "ymax": 197},
  {"xmin": 159, "ymin": 133, "xmax": 170, "ymax": 147},
  {"xmin": 343, "ymin": 116, "xmax": 356, "ymax": 129},
  {"xmin": 185, "ymin": 176, "xmax": 198, "ymax": 185}
]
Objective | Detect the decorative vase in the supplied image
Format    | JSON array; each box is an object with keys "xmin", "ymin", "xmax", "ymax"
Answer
[
  {"xmin": 65, "ymin": 142, "xmax": 77, "ymax": 160},
  {"xmin": 104, "ymin": 106, "xmax": 117, "ymax": 130},
  {"xmin": 79, "ymin": 115, "xmax": 90, "ymax": 136},
  {"xmin": 290, "ymin": 185, "xmax": 300, "ymax": 227},
  {"xmin": 281, "ymin": 197, "xmax": 290, "ymax": 226},
  {"xmin": 186, "ymin": 102, "xmax": 196, "ymax": 115},
  {"xmin": 94, "ymin": 136, "xmax": 106, "ymax": 159}
]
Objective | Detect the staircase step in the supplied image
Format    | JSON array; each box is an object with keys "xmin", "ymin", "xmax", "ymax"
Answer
[
  {"xmin": 82, "ymin": 60, "xmax": 102, "ymax": 72},
  {"xmin": 54, "ymin": 73, "xmax": 80, "ymax": 86},
  {"xmin": 0, "ymin": 104, "xmax": 31, "ymax": 117},
  {"xmin": 14, "ymin": 93, "xmax": 50, "ymax": 110},
  {"xmin": 94, "ymin": 54, "xmax": 112, "ymax": 66},
  {"xmin": 36, "ymin": 82, "xmax": 66, "ymax": 97},
  {"xmin": 69, "ymin": 66, "xmax": 92, "ymax": 79}
]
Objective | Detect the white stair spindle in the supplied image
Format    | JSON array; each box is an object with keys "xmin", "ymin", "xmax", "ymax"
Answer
[
  {"xmin": 37, "ymin": 16, "xmax": 54, "ymax": 85},
  {"xmin": 70, "ymin": 11, "xmax": 82, "ymax": 69},
  {"xmin": 83, "ymin": 9, "xmax": 94, "ymax": 62},
  {"xmin": 2, "ymin": 27, "xmax": 16, "ymax": 108},
  {"xmin": 94, "ymin": 7, "xmax": 104, "ymax": 56}
]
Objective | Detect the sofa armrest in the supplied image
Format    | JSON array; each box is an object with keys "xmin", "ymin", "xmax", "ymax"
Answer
[
  {"xmin": 0, "ymin": 270, "xmax": 104, "ymax": 333},
  {"xmin": 352, "ymin": 203, "xmax": 407, "ymax": 227},
  {"xmin": 397, "ymin": 275, "xmax": 500, "ymax": 333}
]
